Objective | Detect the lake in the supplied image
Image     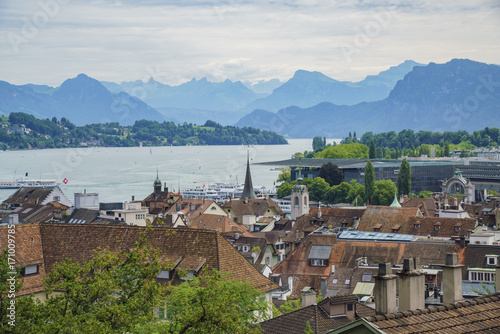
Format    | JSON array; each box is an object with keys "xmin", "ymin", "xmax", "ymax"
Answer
[{"xmin": 0, "ymin": 139, "xmax": 326, "ymax": 203}]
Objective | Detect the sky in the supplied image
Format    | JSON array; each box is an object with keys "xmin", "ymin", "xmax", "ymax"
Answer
[{"xmin": 1, "ymin": 0, "xmax": 499, "ymax": 87}]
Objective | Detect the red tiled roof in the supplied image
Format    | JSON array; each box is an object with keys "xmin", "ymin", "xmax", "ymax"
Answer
[
  {"xmin": 364, "ymin": 293, "xmax": 500, "ymax": 333},
  {"xmin": 401, "ymin": 216, "xmax": 477, "ymax": 237},
  {"xmin": 39, "ymin": 224, "xmax": 277, "ymax": 293},
  {"xmin": 222, "ymin": 198, "xmax": 283, "ymax": 219},
  {"xmin": 189, "ymin": 214, "xmax": 253, "ymax": 237},
  {"xmin": 0, "ymin": 224, "xmax": 46, "ymax": 296},
  {"xmin": 357, "ymin": 206, "xmax": 421, "ymax": 233}
]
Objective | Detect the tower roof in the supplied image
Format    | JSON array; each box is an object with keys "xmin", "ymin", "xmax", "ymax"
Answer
[
  {"xmin": 390, "ymin": 191, "xmax": 401, "ymax": 208},
  {"xmin": 240, "ymin": 150, "xmax": 256, "ymax": 200},
  {"xmin": 154, "ymin": 169, "xmax": 161, "ymax": 186}
]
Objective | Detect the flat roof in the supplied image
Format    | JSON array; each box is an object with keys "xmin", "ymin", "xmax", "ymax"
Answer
[
  {"xmin": 338, "ymin": 230, "xmax": 415, "ymax": 241},
  {"xmin": 257, "ymin": 158, "xmax": 463, "ymax": 169}
]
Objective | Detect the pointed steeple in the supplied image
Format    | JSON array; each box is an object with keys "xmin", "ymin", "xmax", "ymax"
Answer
[
  {"xmin": 240, "ymin": 149, "xmax": 256, "ymax": 200},
  {"xmin": 154, "ymin": 168, "xmax": 162, "ymax": 197},
  {"xmin": 390, "ymin": 190, "xmax": 401, "ymax": 207}
]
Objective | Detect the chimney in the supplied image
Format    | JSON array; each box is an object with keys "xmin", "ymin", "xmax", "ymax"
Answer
[
  {"xmin": 318, "ymin": 204, "xmax": 322, "ymax": 219},
  {"xmin": 321, "ymin": 277, "xmax": 327, "ymax": 299},
  {"xmin": 496, "ymin": 264, "xmax": 500, "ymax": 293},
  {"xmin": 301, "ymin": 288, "xmax": 317, "ymax": 308},
  {"xmin": 441, "ymin": 253, "xmax": 463, "ymax": 305},
  {"xmin": 374, "ymin": 262, "xmax": 397, "ymax": 315},
  {"xmin": 397, "ymin": 258, "xmax": 425, "ymax": 312},
  {"xmin": 131, "ymin": 195, "xmax": 135, "ymax": 202},
  {"xmin": 458, "ymin": 235, "xmax": 466, "ymax": 248}
]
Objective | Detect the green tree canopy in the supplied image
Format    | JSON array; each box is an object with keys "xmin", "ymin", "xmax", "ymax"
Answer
[
  {"xmin": 372, "ymin": 180, "xmax": 396, "ymax": 206},
  {"xmin": 318, "ymin": 162, "xmax": 343, "ymax": 186},
  {"xmin": 397, "ymin": 158, "xmax": 411, "ymax": 196},
  {"xmin": 369, "ymin": 139, "xmax": 376, "ymax": 159},
  {"xmin": 161, "ymin": 268, "xmax": 267, "ymax": 334},
  {"xmin": 314, "ymin": 142, "xmax": 369, "ymax": 159},
  {"xmin": 364, "ymin": 160, "xmax": 375, "ymax": 203}
]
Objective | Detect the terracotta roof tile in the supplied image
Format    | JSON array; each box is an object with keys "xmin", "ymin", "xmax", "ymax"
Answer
[
  {"xmin": 0, "ymin": 224, "xmax": 45, "ymax": 296},
  {"xmin": 189, "ymin": 214, "xmax": 253, "ymax": 237},
  {"xmin": 365, "ymin": 292, "xmax": 500, "ymax": 333},
  {"xmin": 402, "ymin": 216, "xmax": 477, "ymax": 238},
  {"xmin": 38, "ymin": 224, "xmax": 278, "ymax": 293},
  {"xmin": 259, "ymin": 303, "xmax": 352, "ymax": 334},
  {"xmin": 357, "ymin": 206, "xmax": 420, "ymax": 233},
  {"xmin": 222, "ymin": 198, "xmax": 283, "ymax": 220}
]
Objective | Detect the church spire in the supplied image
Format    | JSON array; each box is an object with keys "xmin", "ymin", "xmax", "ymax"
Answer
[
  {"xmin": 154, "ymin": 168, "xmax": 162, "ymax": 197},
  {"xmin": 240, "ymin": 149, "xmax": 256, "ymax": 200}
]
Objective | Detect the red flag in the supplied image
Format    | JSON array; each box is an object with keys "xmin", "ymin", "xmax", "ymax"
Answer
[{"xmin": 203, "ymin": 183, "xmax": 206, "ymax": 188}]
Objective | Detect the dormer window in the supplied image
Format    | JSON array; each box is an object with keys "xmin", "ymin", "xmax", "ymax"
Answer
[
  {"xmin": 22, "ymin": 264, "xmax": 38, "ymax": 276},
  {"xmin": 308, "ymin": 245, "xmax": 332, "ymax": 267},
  {"xmin": 373, "ymin": 224, "xmax": 382, "ymax": 232},
  {"xmin": 434, "ymin": 224, "xmax": 441, "ymax": 231},
  {"xmin": 454, "ymin": 226, "xmax": 461, "ymax": 233},
  {"xmin": 487, "ymin": 255, "xmax": 498, "ymax": 266},
  {"xmin": 157, "ymin": 270, "xmax": 170, "ymax": 280},
  {"xmin": 311, "ymin": 259, "xmax": 327, "ymax": 266},
  {"xmin": 414, "ymin": 224, "xmax": 421, "ymax": 230}
]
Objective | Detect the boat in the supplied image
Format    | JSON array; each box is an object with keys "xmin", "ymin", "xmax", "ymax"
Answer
[
  {"xmin": 180, "ymin": 186, "xmax": 220, "ymax": 200},
  {"xmin": 0, "ymin": 173, "xmax": 58, "ymax": 189}
]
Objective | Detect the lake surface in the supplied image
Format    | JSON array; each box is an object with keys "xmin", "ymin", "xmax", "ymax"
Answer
[{"xmin": 0, "ymin": 139, "xmax": 325, "ymax": 203}]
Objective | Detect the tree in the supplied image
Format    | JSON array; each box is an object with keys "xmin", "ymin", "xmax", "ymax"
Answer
[
  {"xmin": 364, "ymin": 161, "xmax": 375, "ymax": 203},
  {"xmin": 277, "ymin": 182, "xmax": 294, "ymax": 199},
  {"xmin": 315, "ymin": 143, "xmax": 369, "ymax": 159},
  {"xmin": 276, "ymin": 167, "xmax": 291, "ymax": 184},
  {"xmin": 1, "ymin": 250, "xmax": 41, "ymax": 333},
  {"xmin": 308, "ymin": 177, "xmax": 331, "ymax": 202},
  {"xmin": 312, "ymin": 136, "xmax": 325, "ymax": 151},
  {"xmin": 369, "ymin": 139, "xmax": 376, "ymax": 159},
  {"xmin": 318, "ymin": 162, "xmax": 343, "ymax": 186},
  {"xmin": 162, "ymin": 268, "xmax": 268, "ymax": 334},
  {"xmin": 304, "ymin": 321, "xmax": 314, "ymax": 334},
  {"xmin": 372, "ymin": 180, "xmax": 396, "ymax": 206},
  {"xmin": 39, "ymin": 234, "xmax": 169, "ymax": 333},
  {"xmin": 397, "ymin": 158, "xmax": 411, "ymax": 196}
]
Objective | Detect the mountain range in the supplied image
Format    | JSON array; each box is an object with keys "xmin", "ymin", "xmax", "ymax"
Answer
[
  {"xmin": 0, "ymin": 74, "xmax": 167, "ymax": 126},
  {"xmin": 1, "ymin": 59, "xmax": 498, "ymax": 136},
  {"xmin": 236, "ymin": 59, "xmax": 500, "ymax": 137}
]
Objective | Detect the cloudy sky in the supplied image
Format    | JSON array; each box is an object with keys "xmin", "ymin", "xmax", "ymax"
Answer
[{"xmin": 1, "ymin": 0, "xmax": 499, "ymax": 87}]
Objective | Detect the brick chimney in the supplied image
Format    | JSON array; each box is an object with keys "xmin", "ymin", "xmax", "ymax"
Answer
[
  {"xmin": 441, "ymin": 253, "xmax": 463, "ymax": 304},
  {"xmin": 374, "ymin": 262, "xmax": 397, "ymax": 315},
  {"xmin": 397, "ymin": 258, "xmax": 425, "ymax": 312}
]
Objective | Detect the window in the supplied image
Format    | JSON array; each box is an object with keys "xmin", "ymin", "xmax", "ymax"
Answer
[
  {"xmin": 392, "ymin": 228, "xmax": 399, "ymax": 233},
  {"xmin": 347, "ymin": 303, "xmax": 353, "ymax": 312},
  {"xmin": 157, "ymin": 270, "xmax": 170, "ymax": 279},
  {"xmin": 332, "ymin": 278, "xmax": 338, "ymax": 284},
  {"xmin": 211, "ymin": 206, "xmax": 216, "ymax": 210},
  {"xmin": 434, "ymin": 225, "xmax": 441, "ymax": 231},
  {"xmin": 454, "ymin": 226, "xmax": 461, "ymax": 233},
  {"xmin": 53, "ymin": 196, "xmax": 60, "ymax": 201},
  {"xmin": 265, "ymin": 257, "xmax": 270, "ymax": 265},
  {"xmin": 362, "ymin": 273, "xmax": 372, "ymax": 282},
  {"xmin": 414, "ymin": 224, "xmax": 421, "ymax": 230},
  {"xmin": 23, "ymin": 264, "xmax": 38, "ymax": 276},
  {"xmin": 345, "ymin": 279, "xmax": 351, "ymax": 285},
  {"xmin": 310, "ymin": 259, "xmax": 327, "ymax": 267},
  {"xmin": 373, "ymin": 228, "xmax": 380, "ymax": 232},
  {"xmin": 487, "ymin": 256, "xmax": 498, "ymax": 266}
]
